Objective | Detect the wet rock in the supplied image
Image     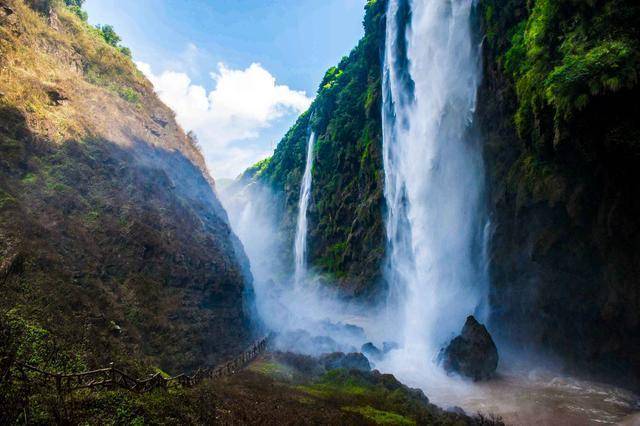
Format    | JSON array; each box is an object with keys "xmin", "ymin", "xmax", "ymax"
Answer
[
  {"xmin": 318, "ymin": 320, "xmax": 367, "ymax": 343},
  {"xmin": 439, "ymin": 316, "xmax": 498, "ymax": 381},
  {"xmin": 320, "ymin": 352, "xmax": 371, "ymax": 372},
  {"xmin": 361, "ymin": 342, "xmax": 383, "ymax": 361}
]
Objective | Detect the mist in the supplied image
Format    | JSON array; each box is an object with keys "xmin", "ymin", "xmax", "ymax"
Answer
[{"xmin": 219, "ymin": 179, "xmax": 374, "ymax": 357}]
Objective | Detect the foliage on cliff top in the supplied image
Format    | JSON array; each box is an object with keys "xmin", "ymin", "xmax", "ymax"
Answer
[{"xmin": 500, "ymin": 0, "xmax": 640, "ymax": 147}]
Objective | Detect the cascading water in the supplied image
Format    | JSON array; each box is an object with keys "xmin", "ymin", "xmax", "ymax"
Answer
[
  {"xmin": 293, "ymin": 131, "xmax": 316, "ymax": 286},
  {"xmin": 381, "ymin": 0, "xmax": 488, "ymax": 362}
]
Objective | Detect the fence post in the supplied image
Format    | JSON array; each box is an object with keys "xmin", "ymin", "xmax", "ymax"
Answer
[{"xmin": 109, "ymin": 362, "xmax": 115, "ymax": 388}]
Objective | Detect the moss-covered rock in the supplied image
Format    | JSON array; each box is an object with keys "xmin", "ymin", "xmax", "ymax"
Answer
[{"xmin": 476, "ymin": 0, "xmax": 640, "ymax": 389}]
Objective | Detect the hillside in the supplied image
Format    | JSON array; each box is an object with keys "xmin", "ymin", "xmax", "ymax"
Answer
[{"xmin": 0, "ymin": 0, "xmax": 254, "ymax": 378}]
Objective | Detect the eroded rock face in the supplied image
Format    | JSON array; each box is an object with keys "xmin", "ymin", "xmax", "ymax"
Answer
[{"xmin": 439, "ymin": 316, "xmax": 498, "ymax": 381}]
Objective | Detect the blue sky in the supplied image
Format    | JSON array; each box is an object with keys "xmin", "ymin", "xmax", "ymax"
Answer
[{"xmin": 84, "ymin": 0, "xmax": 366, "ymax": 178}]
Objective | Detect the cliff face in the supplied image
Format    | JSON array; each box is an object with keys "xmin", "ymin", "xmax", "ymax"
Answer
[
  {"xmin": 247, "ymin": 0, "xmax": 387, "ymax": 298},
  {"xmin": 244, "ymin": 0, "xmax": 640, "ymax": 388},
  {"xmin": 0, "ymin": 0, "xmax": 254, "ymax": 373},
  {"xmin": 476, "ymin": 0, "xmax": 640, "ymax": 388}
]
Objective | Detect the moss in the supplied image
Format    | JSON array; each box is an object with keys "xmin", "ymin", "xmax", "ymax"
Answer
[
  {"xmin": 503, "ymin": 0, "xmax": 640, "ymax": 143},
  {"xmin": 296, "ymin": 369, "xmax": 379, "ymax": 400},
  {"xmin": 119, "ymin": 86, "xmax": 141, "ymax": 104},
  {"xmin": 85, "ymin": 210, "xmax": 99, "ymax": 223},
  {"xmin": 0, "ymin": 190, "xmax": 17, "ymax": 209},
  {"xmin": 545, "ymin": 39, "xmax": 638, "ymax": 120},
  {"xmin": 342, "ymin": 406, "xmax": 416, "ymax": 425},
  {"xmin": 248, "ymin": 360, "xmax": 291, "ymax": 378}
]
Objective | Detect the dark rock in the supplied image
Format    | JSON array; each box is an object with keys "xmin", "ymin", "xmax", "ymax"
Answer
[
  {"xmin": 152, "ymin": 115, "xmax": 169, "ymax": 128},
  {"xmin": 318, "ymin": 320, "xmax": 367, "ymax": 343},
  {"xmin": 361, "ymin": 342, "xmax": 383, "ymax": 361},
  {"xmin": 0, "ymin": 5, "xmax": 14, "ymax": 18},
  {"xmin": 46, "ymin": 89, "xmax": 68, "ymax": 106},
  {"xmin": 320, "ymin": 352, "xmax": 371, "ymax": 372},
  {"xmin": 272, "ymin": 351, "xmax": 324, "ymax": 377},
  {"xmin": 439, "ymin": 316, "xmax": 498, "ymax": 381}
]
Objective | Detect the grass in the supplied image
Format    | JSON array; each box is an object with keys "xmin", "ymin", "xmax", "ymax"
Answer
[
  {"xmin": 342, "ymin": 406, "xmax": 416, "ymax": 425},
  {"xmin": 296, "ymin": 369, "xmax": 373, "ymax": 399},
  {"xmin": 0, "ymin": 0, "xmax": 149, "ymax": 143},
  {"xmin": 248, "ymin": 360, "xmax": 291, "ymax": 379},
  {"xmin": 20, "ymin": 172, "xmax": 38, "ymax": 186},
  {"xmin": 0, "ymin": 190, "xmax": 16, "ymax": 209}
]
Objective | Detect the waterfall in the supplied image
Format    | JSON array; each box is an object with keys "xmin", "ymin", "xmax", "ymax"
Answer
[
  {"xmin": 381, "ymin": 0, "xmax": 488, "ymax": 360},
  {"xmin": 293, "ymin": 131, "xmax": 316, "ymax": 286}
]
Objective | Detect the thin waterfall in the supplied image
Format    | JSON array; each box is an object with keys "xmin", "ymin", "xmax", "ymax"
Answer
[
  {"xmin": 381, "ymin": 0, "xmax": 488, "ymax": 360},
  {"xmin": 293, "ymin": 131, "xmax": 316, "ymax": 286}
]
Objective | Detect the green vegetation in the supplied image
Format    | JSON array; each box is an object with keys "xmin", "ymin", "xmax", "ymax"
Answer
[
  {"xmin": 342, "ymin": 406, "xmax": 416, "ymax": 425},
  {"xmin": 477, "ymin": 0, "xmax": 640, "ymax": 388},
  {"xmin": 252, "ymin": 0, "xmax": 387, "ymax": 296},
  {"xmin": 94, "ymin": 24, "xmax": 131, "ymax": 57},
  {"xmin": 500, "ymin": 0, "xmax": 640, "ymax": 145},
  {"xmin": 243, "ymin": 156, "xmax": 272, "ymax": 180}
]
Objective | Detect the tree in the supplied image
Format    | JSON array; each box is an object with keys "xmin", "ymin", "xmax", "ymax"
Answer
[{"xmin": 96, "ymin": 25, "xmax": 121, "ymax": 47}]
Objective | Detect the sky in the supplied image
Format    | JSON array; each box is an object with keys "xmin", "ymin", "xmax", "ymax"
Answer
[{"xmin": 84, "ymin": 0, "xmax": 366, "ymax": 178}]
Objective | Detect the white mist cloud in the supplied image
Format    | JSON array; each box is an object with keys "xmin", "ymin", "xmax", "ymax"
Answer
[{"xmin": 137, "ymin": 60, "xmax": 311, "ymax": 178}]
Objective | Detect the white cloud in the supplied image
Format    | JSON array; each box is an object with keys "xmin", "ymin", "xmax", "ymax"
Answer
[{"xmin": 137, "ymin": 60, "xmax": 311, "ymax": 178}]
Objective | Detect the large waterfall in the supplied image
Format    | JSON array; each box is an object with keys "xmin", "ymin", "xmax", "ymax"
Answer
[
  {"xmin": 381, "ymin": 0, "xmax": 488, "ymax": 362},
  {"xmin": 293, "ymin": 131, "xmax": 316, "ymax": 286}
]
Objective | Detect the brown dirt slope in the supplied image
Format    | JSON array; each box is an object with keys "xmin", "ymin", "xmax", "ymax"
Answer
[{"xmin": 0, "ymin": 0, "xmax": 254, "ymax": 374}]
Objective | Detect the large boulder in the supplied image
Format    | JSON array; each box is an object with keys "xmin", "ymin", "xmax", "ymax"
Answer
[
  {"xmin": 361, "ymin": 342, "xmax": 383, "ymax": 361},
  {"xmin": 320, "ymin": 352, "xmax": 371, "ymax": 372},
  {"xmin": 439, "ymin": 316, "xmax": 498, "ymax": 381}
]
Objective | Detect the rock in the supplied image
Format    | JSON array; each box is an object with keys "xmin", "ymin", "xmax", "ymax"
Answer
[
  {"xmin": 320, "ymin": 352, "xmax": 371, "ymax": 372},
  {"xmin": 109, "ymin": 320, "xmax": 122, "ymax": 336},
  {"xmin": 47, "ymin": 89, "xmax": 68, "ymax": 106},
  {"xmin": 447, "ymin": 406, "xmax": 467, "ymax": 416},
  {"xmin": 361, "ymin": 342, "xmax": 383, "ymax": 360},
  {"xmin": 0, "ymin": 5, "xmax": 14, "ymax": 18},
  {"xmin": 439, "ymin": 316, "xmax": 498, "ymax": 381},
  {"xmin": 383, "ymin": 341, "xmax": 399, "ymax": 353}
]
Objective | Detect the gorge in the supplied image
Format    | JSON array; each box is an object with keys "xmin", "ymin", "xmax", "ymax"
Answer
[
  {"xmin": 225, "ymin": 0, "xmax": 640, "ymax": 423},
  {"xmin": 2, "ymin": 0, "xmax": 640, "ymax": 424}
]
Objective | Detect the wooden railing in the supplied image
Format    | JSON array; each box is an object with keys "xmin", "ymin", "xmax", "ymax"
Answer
[{"xmin": 16, "ymin": 335, "xmax": 270, "ymax": 395}]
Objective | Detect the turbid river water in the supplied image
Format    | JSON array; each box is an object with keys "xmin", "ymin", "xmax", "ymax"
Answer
[{"xmin": 423, "ymin": 366, "xmax": 639, "ymax": 425}]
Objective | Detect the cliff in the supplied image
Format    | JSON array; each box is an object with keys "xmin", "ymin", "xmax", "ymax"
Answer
[
  {"xmin": 476, "ymin": 0, "xmax": 640, "ymax": 388},
  {"xmin": 244, "ymin": 0, "xmax": 387, "ymax": 298},
  {"xmin": 242, "ymin": 0, "xmax": 640, "ymax": 389},
  {"xmin": 0, "ymin": 0, "xmax": 254, "ymax": 374}
]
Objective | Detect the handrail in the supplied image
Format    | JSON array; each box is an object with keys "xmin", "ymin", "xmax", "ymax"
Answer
[{"xmin": 14, "ymin": 334, "xmax": 271, "ymax": 395}]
